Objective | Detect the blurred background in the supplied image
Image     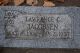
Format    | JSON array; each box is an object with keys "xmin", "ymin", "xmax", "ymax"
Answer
[
  {"xmin": 0, "ymin": 48, "xmax": 80, "ymax": 53},
  {"xmin": 0, "ymin": 0, "xmax": 80, "ymax": 6}
]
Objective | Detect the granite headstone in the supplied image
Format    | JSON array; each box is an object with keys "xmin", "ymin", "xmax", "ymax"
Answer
[{"xmin": 0, "ymin": 6, "xmax": 80, "ymax": 48}]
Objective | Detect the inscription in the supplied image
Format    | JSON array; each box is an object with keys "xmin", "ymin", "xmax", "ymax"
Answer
[{"xmin": 4, "ymin": 11, "xmax": 72, "ymax": 39}]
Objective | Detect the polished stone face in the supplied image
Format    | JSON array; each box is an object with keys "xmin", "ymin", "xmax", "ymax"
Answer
[{"xmin": 0, "ymin": 7, "xmax": 80, "ymax": 48}]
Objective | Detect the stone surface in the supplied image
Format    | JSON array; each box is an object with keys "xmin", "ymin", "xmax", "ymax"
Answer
[
  {"xmin": 0, "ymin": 7, "xmax": 80, "ymax": 48},
  {"xmin": 5, "ymin": 14, "xmax": 72, "ymax": 39}
]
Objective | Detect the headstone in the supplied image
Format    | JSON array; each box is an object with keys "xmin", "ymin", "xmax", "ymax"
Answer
[{"xmin": 0, "ymin": 6, "xmax": 80, "ymax": 48}]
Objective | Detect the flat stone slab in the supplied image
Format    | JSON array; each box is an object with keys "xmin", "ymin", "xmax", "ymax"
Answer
[{"xmin": 0, "ymin": 7, "xmax": 80, "ymax": 48}]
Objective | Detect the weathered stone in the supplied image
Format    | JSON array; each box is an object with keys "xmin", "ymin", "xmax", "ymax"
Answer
[{"xmin": 0, "ymin": 7, "xmax": 80, "ymax": 48}]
